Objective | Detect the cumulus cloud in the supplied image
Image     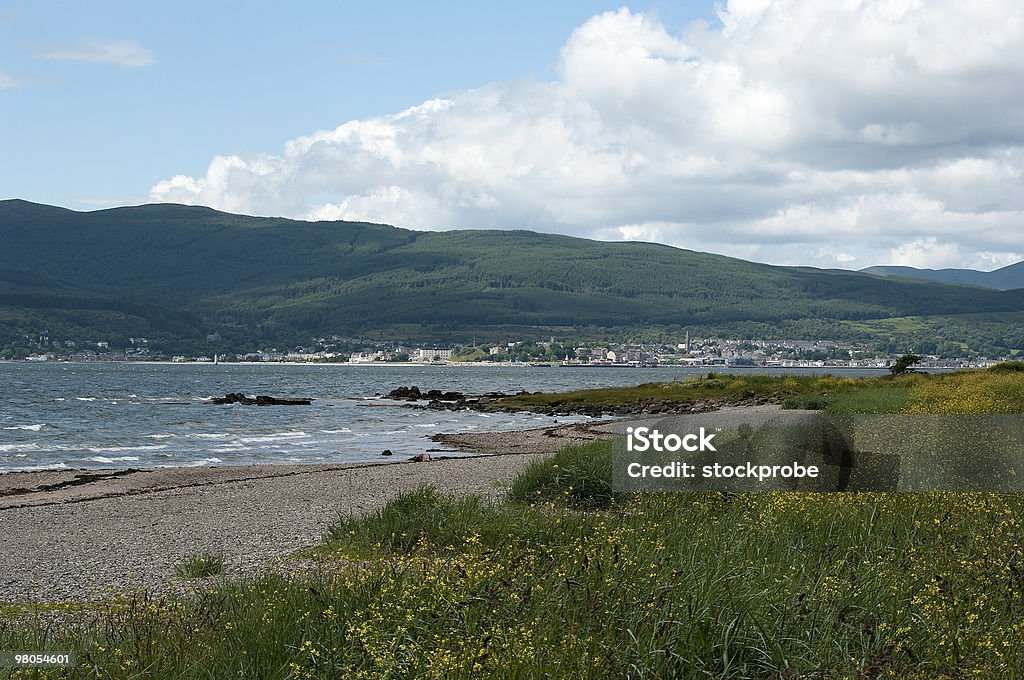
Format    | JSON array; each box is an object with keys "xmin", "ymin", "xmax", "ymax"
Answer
[
  {"xmin": 36, "ymin": 39, "xmax": 154, "ymax": 67},
  {"xmin": 150, "ymin": 1, "xmax": 1024, "ymax": 270}
]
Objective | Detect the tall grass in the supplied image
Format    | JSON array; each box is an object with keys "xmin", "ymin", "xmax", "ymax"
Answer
[
  {"xmin": 507, "ymin": 442, "xmax": 614, "ymax": 509},
  {"xmin": 7, "ymin": 484, "xmax": 1022, "ymax": 677}
]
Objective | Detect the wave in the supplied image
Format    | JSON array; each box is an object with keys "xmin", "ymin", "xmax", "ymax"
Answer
[
  {"xmin": 177, "ymin": 457, "xmax": 223, "ymax": 467},
  {"xmin": 88, "ymin": 455, "xmax": 141, "ymax": 464},
  {"xmin": 4, "ymin": 462, "xmax": 68, "ymax": 473},
  {"xmin": 0, "ymin": 443, "xmax": 41, "ymax": 453},
  {"xmin": 239, "ymin": 431, "xmax": 310, "ymax": 444},
  {"xmin": 87, "ymin": 444, "xmax": 169, "ymax": 453},
  {"xmin": 4, "ymin": 423, "xmax": 47, "ymax": 431}
]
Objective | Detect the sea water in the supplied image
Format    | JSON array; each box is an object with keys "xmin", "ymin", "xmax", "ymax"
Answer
[{"xmin": 0, "ymin": 362, "xmax": 889, "ymax": 472}]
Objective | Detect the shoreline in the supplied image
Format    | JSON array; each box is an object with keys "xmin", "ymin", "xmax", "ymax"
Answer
[
  {"xmin": 0, "ymin": 407, "xmax": 783, "ymax": 603},
  {"xmin": 3, "ymin": 359, "xmax": 926, "ymax": 370},
  {"xmin": 0, "ymin": 420, "xmax": 618, "ymax": 603}
]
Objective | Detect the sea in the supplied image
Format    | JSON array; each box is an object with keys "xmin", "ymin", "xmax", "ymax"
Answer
[{"xmin": 0, "ymin": 362, "xmax": 891, "ymax": 473}]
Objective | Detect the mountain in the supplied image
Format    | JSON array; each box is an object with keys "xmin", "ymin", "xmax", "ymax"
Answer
[
  {"xmin": 861, "ymin": 263, "xmax": 1024, "ymax": 291},
  {"xmin": 2, "ymin": 199, "xmax": 1023, "ymax": 353}
]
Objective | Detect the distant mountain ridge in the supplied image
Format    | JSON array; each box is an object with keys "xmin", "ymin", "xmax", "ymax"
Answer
[
  {"xmin": 1, "ymin": 199, "xmax": 1023, "ymax": 352},
  {"xmin": 861, "ymin": 263, "xmax": 1024, "ymax": 291}
]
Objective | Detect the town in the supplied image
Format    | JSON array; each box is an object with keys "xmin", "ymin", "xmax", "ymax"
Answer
[{"xmin": 8, "ymin": 332, "xmax": 1012, "ymax": 369}]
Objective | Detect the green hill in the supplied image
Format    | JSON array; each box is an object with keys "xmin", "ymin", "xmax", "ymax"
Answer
[
  {"xmin": 1, "ymin": 199, "xmax": 1022, "ymax": 353},
  {"xmin": 861, "ymin": 263, "xmax": 1024, "ymax": 290}
]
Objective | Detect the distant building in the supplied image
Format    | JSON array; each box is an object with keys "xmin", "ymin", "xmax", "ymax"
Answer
[
  {"xmin": 417, "ymin": 348, "xmax": 453, "ymax": 362},
  {"xmin": 349, "ymin": 351, "xmax": 388, "ymax": 363}
]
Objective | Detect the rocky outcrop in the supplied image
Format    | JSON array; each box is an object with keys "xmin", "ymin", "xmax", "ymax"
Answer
[
  {"xmin": 385, "ymin": 386, "xmax": 472, "ymax": 402},
  {"xmin": 208, "ymin": 393, "xmax": 312, "ymax": 406},
  {"xmin": 383, "ymin": 385, "xmax": 783, "ymax": 417}
]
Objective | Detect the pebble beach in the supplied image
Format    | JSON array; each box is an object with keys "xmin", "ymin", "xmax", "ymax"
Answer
[{"xmin": 0, "ymin": 422, "xmax": 613, "ymax": 603}]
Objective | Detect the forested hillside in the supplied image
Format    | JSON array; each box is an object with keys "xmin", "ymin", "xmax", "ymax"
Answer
[
  {"xmin": 862, "ymin": 263, "xmax": 1024, "ymax": 290},
  {"xmin": 2, "ymin": 199, "xmax": 1022, "ymax": 354}
]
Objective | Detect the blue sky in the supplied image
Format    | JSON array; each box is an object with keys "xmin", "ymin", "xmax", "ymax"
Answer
[
  {"xmin": 1, "ymin": 1, "xmax": 1022, "ymax": 271},
  {"xmin": 0, "ymin": 1, "xmax": 712, "ymax": 208}
]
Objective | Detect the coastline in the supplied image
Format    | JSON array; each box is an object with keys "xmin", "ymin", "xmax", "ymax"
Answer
[{"xmin": 0, "ymin": 421, "xmax": 617, "ymax": 604}]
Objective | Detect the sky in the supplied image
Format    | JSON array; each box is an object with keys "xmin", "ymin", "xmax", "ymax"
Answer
[{"xmin": 1, "ymin": 1, "xmax": 1022, "ymax": 271}]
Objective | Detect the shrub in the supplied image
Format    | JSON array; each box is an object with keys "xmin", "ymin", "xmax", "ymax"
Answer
[
  {"xmin": 507, "ymin": 441, "xmax": 614, "ymax": 510},
  {"xmin": 988, "ymin": 361, "xmax": 1024, "ymax": 373}
]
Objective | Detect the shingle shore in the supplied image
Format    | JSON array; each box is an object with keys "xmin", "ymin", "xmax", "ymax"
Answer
[{"xmin": 0, "ymin": 422, "xmax": 613, "ymax": 603}]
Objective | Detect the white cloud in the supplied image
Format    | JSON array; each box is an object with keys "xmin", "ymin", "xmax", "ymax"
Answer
[
  {"xmin": 36, "ymin": 39, "xmax": 154, "ymax": 67},
  {"xmin": 0, "ymin": 69, "xmax": 19, "ymax": 89},
  {"xmin": 150, "ymin": 1, "xmax": 1024, "ymax": 271}
]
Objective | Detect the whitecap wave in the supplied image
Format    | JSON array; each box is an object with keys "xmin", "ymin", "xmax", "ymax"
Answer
[
  {"xmin": 88, "ymin": 455, "xmax": 141, "ymax": 464},
  {"xmin": 5, "ymin": 462, "xmax": 68, "ymax": 472},
  {"xmin": 239, "ymin": 431, "xmax": 310, "ymax": 444},
  {"xmin": 177, "ymin": 457, "xmax": 223, "ymax": 467},
  {"xmin": 0, "ymin": 443, "xmax": 40, "ymax": 453},
  {"xmin": 319, "ymin": 428, "xmax": 352, "ymax": 434},
  {"xmin": 87, "ymin": 444, "xmax": 169, "ymax": 453},
  {"xmin": 146, "ymin": 433, "xmax": 177, "ymax": 439},
  {"xmin": 4, "ymin": 424, "xmax": 47, "ymax": 431}
]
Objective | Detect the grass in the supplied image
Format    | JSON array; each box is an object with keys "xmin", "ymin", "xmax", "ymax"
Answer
[
  {"xmin": 507, "ymin": 442, "xmax": 614, "ymax": 509},
  {"xmin": 7, "ymin": 481, "xmax": 1024, "ymax": 677},
  {"xmin": 496, "ymin": 364, "xmax": 1024, "ymax": 416},
  {"xmin": 823, "ymin": 386, "xmax": 914, "ymax": 414},
  {"xmin": 493, "ymin": 371, "xmax": 888, "ymax": 413},
  {"xmin": 174, "ymin": 553, "xmax": 226, "ymax": 579},
  {"xmin": 3, "ymin": 366, "xmax": 1024, "ymax": 677},
  {"xmin": 324, "ymin": 487, "xmax": 594, "ymax": 557}
]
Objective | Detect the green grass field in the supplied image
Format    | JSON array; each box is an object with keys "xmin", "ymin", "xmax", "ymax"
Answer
[{"xmin": 3, "ymin": 365, "xmax": 1024, "ymax": 678}]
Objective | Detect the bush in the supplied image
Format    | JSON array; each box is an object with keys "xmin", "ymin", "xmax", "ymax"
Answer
[
  {"xmin": 507, "ymin": 441, "xmax": 614, "ymax": 510},
  {"xmin": 988, "ymin": 361, "xmax": 1024, "ymax": 373}
]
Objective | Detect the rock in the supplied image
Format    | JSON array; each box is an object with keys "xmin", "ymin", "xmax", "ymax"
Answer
[
  {"xmin": 209, "ymin": 393, "xmax": 311, "ymax": 406},
  {"xmin": 254, "ymin": 395, "xmax": 312, "ymax": 406},
  {"xmin": 381, "ymin": 449, "xmax": 393, "ymax": 456},
  {"xmin": 386, "ymin": 386, "xmax": 422, "ymax": 400},
  {"xmin": 408, "ymin": 453, "xmax": 432, "ymax": 463}
]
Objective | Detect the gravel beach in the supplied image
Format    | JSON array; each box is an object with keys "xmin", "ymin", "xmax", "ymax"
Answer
[{"xmin": 0, "ymin": 421, "xmax": 616, "ymax": 603}]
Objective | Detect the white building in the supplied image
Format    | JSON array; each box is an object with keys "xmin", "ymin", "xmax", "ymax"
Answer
[{"xmin": 417, "ymin": 348, "xmax": 453, "ymax": 362}]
